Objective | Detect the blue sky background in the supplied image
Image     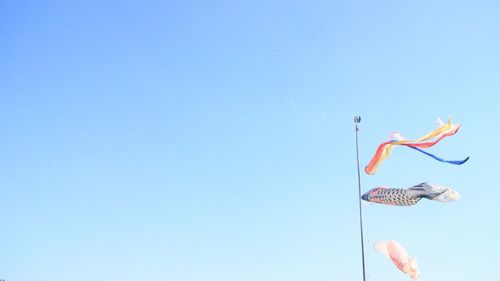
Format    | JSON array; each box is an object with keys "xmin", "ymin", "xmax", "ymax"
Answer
[{"xmin": 1, "ymin": 1, "xmax": 499, "ymax": 280}]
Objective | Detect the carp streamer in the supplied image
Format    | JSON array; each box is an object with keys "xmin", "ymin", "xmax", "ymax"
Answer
[{"xmin": 365, "ymin": 117, "xmax": 469, "ymax": 175}]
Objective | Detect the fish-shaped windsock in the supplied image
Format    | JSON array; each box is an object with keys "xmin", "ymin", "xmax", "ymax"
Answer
[
  {"xmin": 374, "ymin": 240, "xmax": 420, "ymax": 281},
  {"xmin": 361, "ymin": 182, "xmax": 461, "ymax": 206}
]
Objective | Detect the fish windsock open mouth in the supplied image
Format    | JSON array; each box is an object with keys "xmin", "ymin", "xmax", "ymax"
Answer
[{"xmin": 361, "ymin": 192, "xmax": 370, "ymax": 201}]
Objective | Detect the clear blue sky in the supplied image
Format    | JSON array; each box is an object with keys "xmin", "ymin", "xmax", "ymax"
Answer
[{"xmin": 1, "ymin": 1, "xmax": 499, "ymax": 280}]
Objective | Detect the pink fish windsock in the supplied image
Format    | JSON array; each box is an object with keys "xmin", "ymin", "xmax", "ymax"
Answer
[{"xmin": 374, "ymin": 240, "xmax": 420, "ymax": 281}]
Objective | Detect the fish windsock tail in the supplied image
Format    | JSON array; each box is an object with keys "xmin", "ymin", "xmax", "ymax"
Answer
[
  {"xmin": 409, "ymin": 182, "xmax": 462, "ymax": 203},
  {"xmin": 424, "ymin": 182, "xmax": 462, "ymax": 202}
]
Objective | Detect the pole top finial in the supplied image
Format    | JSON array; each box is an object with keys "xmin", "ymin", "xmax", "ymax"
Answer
[{"xmin": 354, "ymin": 116, "xmax": 361, "ymax": 123}]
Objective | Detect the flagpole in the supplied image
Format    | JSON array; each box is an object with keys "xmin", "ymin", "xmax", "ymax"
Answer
[{"xmin": 354, "ymin": 116, "xmax": 367, "ymax": 281}]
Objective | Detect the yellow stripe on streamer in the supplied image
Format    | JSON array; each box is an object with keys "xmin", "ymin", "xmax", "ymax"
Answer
[{"xmin": 365, "ymin": 118, "xmax": 460, "ymax": 175}]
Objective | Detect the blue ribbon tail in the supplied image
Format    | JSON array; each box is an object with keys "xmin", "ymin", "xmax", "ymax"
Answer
[{"xmin": 407, "ymin": 146, "xmax": 470, "ymax": 165}]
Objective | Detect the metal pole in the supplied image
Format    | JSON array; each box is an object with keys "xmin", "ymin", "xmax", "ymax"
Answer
[{"xmin": 354, "ymin": 116, "xmax": 367, "ymax": 281}]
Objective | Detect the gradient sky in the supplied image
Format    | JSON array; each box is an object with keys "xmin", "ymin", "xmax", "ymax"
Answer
[{"xmin": 1, "ymin": 1, "xmax": 499, "ymax": 281}]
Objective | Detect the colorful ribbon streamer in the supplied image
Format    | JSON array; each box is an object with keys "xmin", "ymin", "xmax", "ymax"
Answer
[{"xmin": 365, "ymin": 118, "xmax": 468, "ymax": 175}]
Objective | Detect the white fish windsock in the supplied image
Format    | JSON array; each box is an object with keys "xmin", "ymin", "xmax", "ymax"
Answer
[{"xmin": 374, "ymin": 240, "xmax": 420, "ymax": 281}]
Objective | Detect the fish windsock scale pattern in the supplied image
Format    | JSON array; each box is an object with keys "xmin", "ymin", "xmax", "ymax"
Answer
[{"xmin": 361, "ymin": 182, "xmax": 461, "ymax": 206}]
